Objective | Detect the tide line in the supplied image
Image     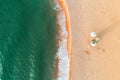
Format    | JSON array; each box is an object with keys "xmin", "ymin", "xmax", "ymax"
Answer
[{"xmin": 54, "ymin": 0, "xmax": 71, "ymax": 80}]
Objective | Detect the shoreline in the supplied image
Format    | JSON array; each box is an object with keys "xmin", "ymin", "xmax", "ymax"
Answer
[
  {"xmin": 54, "ymin": 0, "xmax": 71, "ymax": 80},
  {"xmin": 57, "ymin": 0, "xmax": 71, "ymax": 58}
]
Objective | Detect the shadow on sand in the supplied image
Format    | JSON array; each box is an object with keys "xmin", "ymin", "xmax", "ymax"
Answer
[{"xmin": 97, "ymin": 20, "xmax": 120, "ymax": 38}]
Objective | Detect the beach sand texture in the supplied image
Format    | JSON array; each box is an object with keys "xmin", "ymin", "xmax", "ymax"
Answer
[{"xmin": 65, "ymin": 0, "xmax": 120, "ymax": 80}]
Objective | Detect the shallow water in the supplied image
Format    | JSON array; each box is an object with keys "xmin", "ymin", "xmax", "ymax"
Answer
[{"xmin": 0, "ymin": 0, "xmax": 57, "ymax": 80}]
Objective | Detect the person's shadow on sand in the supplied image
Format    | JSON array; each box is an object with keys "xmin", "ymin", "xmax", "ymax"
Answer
[{"xmin": 97, "ymin": 20, "xmax": 120, "ymax": 39}]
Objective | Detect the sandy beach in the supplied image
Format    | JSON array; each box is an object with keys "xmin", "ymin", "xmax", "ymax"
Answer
[{"xmin": 65, "ymin": 0, "xmax": 120, "ymax": 80}]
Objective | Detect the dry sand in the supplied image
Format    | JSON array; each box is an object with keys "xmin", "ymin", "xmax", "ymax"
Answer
[{"xmin": 65, "ymin": 0, "xmax": 120, "ymax": 80}]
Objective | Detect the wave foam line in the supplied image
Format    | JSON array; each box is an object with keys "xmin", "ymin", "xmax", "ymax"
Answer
[{"xmin": 54, "ymin": 0, "xmax": 71, "ymax": 80}]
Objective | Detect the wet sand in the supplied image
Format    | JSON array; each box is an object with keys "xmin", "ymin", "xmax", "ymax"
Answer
[{"xmin": 65, "ymin": 0, "xmax": 120, "ymax": 80}]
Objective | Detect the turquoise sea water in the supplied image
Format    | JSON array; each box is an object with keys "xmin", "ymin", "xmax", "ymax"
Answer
[{"xmin": 0, "ymin": 0, "xmax": 57, "ymax": 80}]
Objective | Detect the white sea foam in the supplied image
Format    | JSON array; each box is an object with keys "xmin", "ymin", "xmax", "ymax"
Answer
[{"xmin": 54, "ymin": 0, "xmax": 70, "ymax": 80}]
